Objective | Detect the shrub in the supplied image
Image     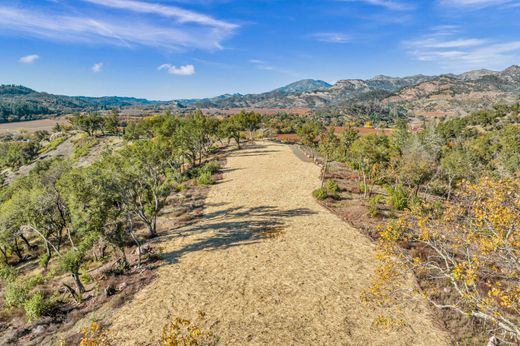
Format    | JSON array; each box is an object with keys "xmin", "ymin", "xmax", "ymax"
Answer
[
  {"xmin": 73, "ymin": 136, "xmax": 98, "ymax": 159},
  {"xmin": 385, "ymin": 184, "xmax": 409, "ymax": 211},
  {"xmin": 59, "ymin": 250, "xmax": 83, "ymax": 274},
  {"xmin": 4, "ymin": 281, "xmax": 29, "ymax": 309},
  {"xmin": 368, "ymin": 195, "xmax": 382, "ymax": 218},
  {"xmin": 80, "ymin": 322, "xmax": 113, "ymax": 346},
  {"xmin": 0, "ymin": 263, "xmax": 16, "ymax": 283},
  {"xmin": 201, "ymin": 160, "xmax": 220, "ymax": 175},
  {"xmin": 313, "ymin": 187, "xmax": 328, "ymax": 200},
  {"xmin": 38, "ymin": 253, "xmax": 50, "ymax": 268},
  {"xmin": 39, "ymin": 136, "xmax": 66, "ymax": 154},
  {"xmin": 80, "ymin": 270, "xmax": 94, "ymax": 285},
  {"xmin": 197, "ymin": 172, "xmax": 215, "ymax": 185},
  {"xmin": 162, "ymin": 314, "xmax": 218, "ymax": 346},
  {"xmin": 26, "ymin": 274, "xmax": 45, "ymax": 290},
  {"xmin": 325, "ymin": 180, "xmax": 339, "ymax": 198},
  {"xmin": 23, "ymin": 292, "xmax": 48, "ymax": 322}
]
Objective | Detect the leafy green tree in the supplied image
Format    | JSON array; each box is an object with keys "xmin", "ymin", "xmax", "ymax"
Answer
[
  {"xmin": 102, "ymin": 110, "xmax": 120, "ymax": 135},
  {"xmin": 339, "ymin": 124, "xmax": 360, "ymax": 158},
  {"xmin": 495, "ymin": 125, "xmax": 520, "ymax": 177},
  {"xmin": 296, "ymin": 121, "xmax": 323, "ymax": 147},
  {"xmin": 218, "ymin": 116, "xmax": 243, "ymax": 148},
  {"xmin": 398, "ymin": 138, "xmax": 437, "ymax": 196},
  {"xmin": 114, "ymin": 140, "xmax": 177, "ymax": 237},
  {"xmin": 237, "ymin": 111, "xmax": 262, "ymax": 142},
  {"xmin": 348, "ymin": 135, "xmax": 390, "ymax": 198},
  {"xmin": 69, "ymin": 113, "xmax": 103, "ymax": 136}
]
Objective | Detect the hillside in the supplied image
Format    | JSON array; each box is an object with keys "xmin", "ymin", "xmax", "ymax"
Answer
[
  {"xmin": 0, "ymin": 85, "xmax": 161, "ymax": 122},
  {"xmin": 380, "ymin": 65, "xmax": 520, "ymax": 120},
  {"xmin": 182, "ymin": 66, "xmax": 520, "ymax": 121}
]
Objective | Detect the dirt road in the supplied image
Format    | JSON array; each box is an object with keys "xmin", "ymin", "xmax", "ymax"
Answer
[{"xmin": 108, "ymin": 141, "xmax": 448, "ymax": 345}]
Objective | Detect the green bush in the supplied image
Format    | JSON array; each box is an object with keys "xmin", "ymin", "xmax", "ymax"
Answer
[
  {"xmin": 26, "ymin": 274, "xmax": 45, "ymax": 290},
  {"xmin": 197, "ymin": 172, "xmax": 215, "ymax": 185},
  {"xmin": 80, "ymin": 270, "xmax": 94, "ymax": 285},
  {"xmin": 38, "ymin": 253, "xmax": 50, "ymax": 268},
  {"xmin": 0, "ymin": 263, "xmax": 17, "ymax": 283},
  {"xmin": 73, "ymin": 136, "xmax": 98, "ymax": 159},
  {"xmin": 313, "ymin": 187, "xmax": 328, "ymax": 200},
  {"xmin": 39, "ymin": 136, "xmax": 66, "ymax": 154},
  {"xmin": 23, "ymin": 292, "xmax": 48, "ymax": 322},
  {"xmin": 4, "ymin": 281, "xmax": 29, "ymax": 309},
  {"xmin": 59, "ymin": 250, "xmax": 83, "ymax": 274},
  {"xmin": 368, "ymin": 195, "xmax": 382, "ymax": 218},
  {"xmin": 201, "ymin": 160, "xmax": 220, "ymax": 175},
  {"xmin": 385, "ymin": 184, "xmax": 409, "ymax": 211},
  {"xmin": 325, "ymin": 180, "xmax": 339, "ymax": 198}
]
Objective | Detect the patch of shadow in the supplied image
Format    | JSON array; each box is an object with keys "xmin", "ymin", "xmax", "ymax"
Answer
[{"xmin": 160, "ymin": 205, "xmax": 317, "ymax": 264}]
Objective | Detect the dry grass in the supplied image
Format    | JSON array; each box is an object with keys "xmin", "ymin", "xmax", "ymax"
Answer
[{"xmin": 95, "ymin": 141, "xmax": 448, "ymax": 345}]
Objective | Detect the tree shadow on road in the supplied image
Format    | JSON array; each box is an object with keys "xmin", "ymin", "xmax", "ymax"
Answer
[{"xmin": 160, "ymin": 205, "xmax": 317, "ymax": 264}]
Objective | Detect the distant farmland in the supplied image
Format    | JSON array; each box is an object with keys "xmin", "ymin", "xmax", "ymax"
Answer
[{"xmin": 0, "ymin": 117, "xmax": 69, "ymax": 134}]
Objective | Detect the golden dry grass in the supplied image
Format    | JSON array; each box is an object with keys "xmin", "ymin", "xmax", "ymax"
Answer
[{"xmin": 107, "ymin": 141, "xmax": 449, "ymax": 345}]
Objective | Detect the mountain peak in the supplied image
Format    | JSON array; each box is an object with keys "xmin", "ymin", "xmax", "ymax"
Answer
[{"xmin": 272, "ymin": 79, "xmax": 332, "ymax": 94}]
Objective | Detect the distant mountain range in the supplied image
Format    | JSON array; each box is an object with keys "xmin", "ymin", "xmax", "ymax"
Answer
[
  {"xmin": 179, "ymin": 66, "xmax": 520, "ymax": 120},
  {"xmin": 1, "ymin": 65, "xmax": 519, "ymax": 123}
]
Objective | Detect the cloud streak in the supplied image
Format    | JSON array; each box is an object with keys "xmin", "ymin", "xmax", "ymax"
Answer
[
  {"xmin": 439, "ymin": 0, "xmax": 514, "ymax": 8},
  {"xmin": 0, "ymin": 4, "xmax": 237, "ymax": 50},
  {"xmin": 311, "ymin": 32, "xmax": 351, "ymax": 43},
  {"xmin": 19, "ymin": 54, "xmax": 40, "ymax": 64},
  {"xmin": 83, "ymin": 0, "xmax": 237, "ymax": 30},
  {"xmin": 405, "ymin": 29, "xmax": 520, "ymax": 70},
  {"xmin": 158, "ymin": 64, "xmax": 195, "ymax": 76},
  {"xmin": 341, "ymin": 0, "xmax": 415, "ymax": 11}
]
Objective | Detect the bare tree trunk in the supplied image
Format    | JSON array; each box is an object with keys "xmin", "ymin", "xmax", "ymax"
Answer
[
  {"xmin": 72, "ymin": 272, "xmax": 85, "ymax": 294},
  {"xmin": 0, "ymin": 246, "xmax": 8, "ymax": 264},
  {"xmin": 43, "ymin": 242, "xmax": 52, "ymax": 269},
  {"xmin": 362, "ymin": 171, "xmax": 368, "ymax": 198},
  {"xmin": 13, "ymin": 238, "xmax": 24, "ymax": 261}
]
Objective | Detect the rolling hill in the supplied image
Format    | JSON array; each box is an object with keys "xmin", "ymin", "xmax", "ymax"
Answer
[{"xmin": 0, "ymin": 85, "xmax": 161, "ymax": 122}]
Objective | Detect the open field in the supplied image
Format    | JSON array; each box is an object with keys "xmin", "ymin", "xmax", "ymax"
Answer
[
  {"xmin": 0, "ymin": 118, "xmax": 69, "ymax": 134},
  {"xmin": 95, "ymin": 141, "xmax": 449, "ymax": 345}
]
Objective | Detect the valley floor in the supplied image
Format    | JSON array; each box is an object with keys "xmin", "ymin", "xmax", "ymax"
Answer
[{"xmin": 106, "ymin": 141, "xmax": 448, "ymax": 345}]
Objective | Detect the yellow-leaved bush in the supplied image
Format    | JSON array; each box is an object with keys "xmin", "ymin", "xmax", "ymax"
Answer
[{"xmin": 379, "ymin": 177, "xmax": 519, "ymax": 341}]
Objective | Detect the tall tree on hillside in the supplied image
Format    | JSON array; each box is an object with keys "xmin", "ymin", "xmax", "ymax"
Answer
[
  {"xmin": 237, "ymin": 111, "xmax": 262, "ymax": 143},
  {"xmin": 318, "ymin": 128, "xmax": 340, "ymax": 187}
]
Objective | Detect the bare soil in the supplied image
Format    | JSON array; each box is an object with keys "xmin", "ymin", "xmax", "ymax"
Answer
[
  {"xmin": 103, "ymin": 141, "xmax": 449, "ymax": 345},
  {"xmin": 0, "ymin": 118, "xmax": 69, "ymax": 134}
]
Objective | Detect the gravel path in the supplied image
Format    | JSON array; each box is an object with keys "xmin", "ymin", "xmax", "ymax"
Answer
[{"xmin": 109, "ymin": 141, "xmax": 448, "ymax": 345}]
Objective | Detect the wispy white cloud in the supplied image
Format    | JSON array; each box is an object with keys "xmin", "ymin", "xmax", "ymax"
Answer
[
  {"xmin": 83, "ymin": 0, "xmax": 237, "ymax": 30},
  {"xmin": 405, "ymin": 29, "xmax": 520, "ymax": 70},
  {"xmin": 439, "ymin": 0, "xmax": 517, "ymax": 8},
  {"xmin": 0, "ymin": 4, "xmax": 237, "ymax": 50},
  {"xmin": 92, "ymin": 62, "xmax": 103, "ymax": 72},
  {"xmin": 158, "ymin": 64, "xmax": 195, "ymax": 76},
  {"xmin": 310, "ymin": 32, "xmax": 351, "ymax": 44},
  {"xmin": 19, "ymin": 54, "xmax": 39, "ymax": 64},
  {"xmin": 341, "ymin": 0, "xmax": 415, "ymax": 11}
]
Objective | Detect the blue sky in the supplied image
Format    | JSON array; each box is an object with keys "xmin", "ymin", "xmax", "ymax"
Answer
[{"xmin": 0, "ymin": 0, "xmax": 519, "ymax": 100}]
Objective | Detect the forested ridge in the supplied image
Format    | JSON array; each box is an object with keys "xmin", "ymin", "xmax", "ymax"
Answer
[{"xmin": 0, "ymin": 85, "xmax": 160, "ymax": 122}]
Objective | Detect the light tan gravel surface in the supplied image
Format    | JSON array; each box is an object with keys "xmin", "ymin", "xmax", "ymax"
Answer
[{"xmin": 109, "ymin": 141, "xmax": 449, "ymax": 345}]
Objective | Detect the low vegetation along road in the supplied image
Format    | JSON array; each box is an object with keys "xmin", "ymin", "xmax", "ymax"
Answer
[{"xmin": 108, "ymin": 141, "xmax": 448, "ymax": 345}]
